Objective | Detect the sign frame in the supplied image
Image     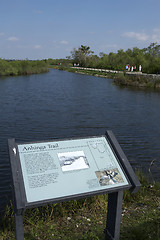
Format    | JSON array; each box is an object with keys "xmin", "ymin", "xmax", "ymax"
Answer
[{"xmin": 8, "ymin": 131, "xmax": 141, "ymax": 240}]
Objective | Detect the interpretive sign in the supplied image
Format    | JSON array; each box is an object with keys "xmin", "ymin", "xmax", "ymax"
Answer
[
  {"xmin": 8, "ymin": 131, "xmax": 141, "ymax": 240},
  {"xmin": 16, "ymin": 136, "xmax": 129, "ymax": 204}
]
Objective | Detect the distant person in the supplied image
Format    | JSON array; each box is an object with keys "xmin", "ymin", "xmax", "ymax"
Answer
[
  {"xmin": 139, "ymin": 65, "xmax": 142, "ymax": 72},
  {"xmin": 128, "ymin": 65, "xmax": 130, "ymax": 71},
  {"xmin": 131, "ymin": 66, "xmax": 133, "ymax": 72},
  {"xmin": 133, "ymin": 65, "xmax": 136, "ymax": 71},
  {"xmin": 125, "ymin": 65, "xmax": 128, "ymax": 71}
]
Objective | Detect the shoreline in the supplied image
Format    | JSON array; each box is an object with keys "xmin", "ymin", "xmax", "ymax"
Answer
[
  {"xmin": 115, "ymin": 72, "xmax": 160, "ymax": 89},
  {"xmin": 57, "ymin": 66, "xmax": 160, "ymax": 89},
  {"xmin": 0, "ymin": 59, "xmax": 49, "ymax": 77}
]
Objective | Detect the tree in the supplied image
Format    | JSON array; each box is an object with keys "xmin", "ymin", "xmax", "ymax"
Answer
[
  {"xmin": 69, "ymin": 43, "xmax": 160, "ymax": 74},
  {"xmin": 108, "ymin": 52, "xmax": 117, "ymax": 70},
  {"xmin": 70, "ymin": 45, "xmax": 94, "ymax": 67},
  {"xmin": 86, "ymin": 54, "xmax": 100, "ymax": 68},
  {"xmin": 142, "ymin": 43, "xmax": 160, "ymax": 73},
  {"xmin": 143, "ymin": 42, "xmax": 160, "ymax": 57},
  {"xmin": 116, "ymin": 49, "xmax": 126, "ymax": 70}
]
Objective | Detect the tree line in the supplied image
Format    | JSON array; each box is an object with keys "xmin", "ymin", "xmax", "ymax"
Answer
[
  {"xmin": 1, "ymin": 43, "xmax": 160, "ymax": 76},
  {"xmin": 70, "ymin": 43, "xmax": 160, "ymax": 74},
  {"xmin": 0, "ymin": 59, "xmax": 49, "ymax": 76}
]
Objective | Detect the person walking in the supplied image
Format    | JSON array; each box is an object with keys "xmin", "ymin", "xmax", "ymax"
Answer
[{"xmin": 133, "ymin": 65, "xmax": 136, "ymax": 71}]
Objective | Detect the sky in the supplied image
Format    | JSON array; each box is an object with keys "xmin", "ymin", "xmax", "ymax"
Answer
[{"xmin": 0, "ymin": 0, "xmax": 160, "ymax": 60}]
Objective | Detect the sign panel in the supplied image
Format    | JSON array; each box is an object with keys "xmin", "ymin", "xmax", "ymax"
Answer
[{"xmin": 17, "ymin": 136, "xmax": 129, "ymax": 204}]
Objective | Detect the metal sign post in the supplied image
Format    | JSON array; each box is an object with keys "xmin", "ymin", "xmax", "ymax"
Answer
[
  {"xmin": 8, "ymin": 138, "xmax": 25, "ymax": 240},
  {"xmin": 14, "ymin": 213, "xmax": 24, "ymax": 240},
  {"xmin": 8, "ymin": 131, "xmax": 140, "ymax": 240},
  {"xmin": 105, "ymin": 190, "xmax": 124, "ymax": 240}
]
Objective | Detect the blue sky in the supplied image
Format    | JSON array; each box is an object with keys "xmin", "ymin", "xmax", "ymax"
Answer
[{"xmin": 0, "ymin": 0, "xmax": 160, "ymax": 59}]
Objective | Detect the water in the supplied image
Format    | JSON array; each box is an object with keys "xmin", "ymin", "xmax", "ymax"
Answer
[{"xmin": 0, "ymin": 69, "xmax": 160, "ymax": 210}]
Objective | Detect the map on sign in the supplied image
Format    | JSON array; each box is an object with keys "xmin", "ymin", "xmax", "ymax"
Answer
[{"xmin": 17, "ymin": 136, "xmax": 129, "ymax": 203}]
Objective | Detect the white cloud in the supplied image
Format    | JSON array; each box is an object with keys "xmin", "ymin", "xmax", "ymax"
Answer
[
  {"xmin": 7, "ymin": 36, "xmax": 19, "ymax": 41},
  {"xmin": 153, "ymin": 28, "xmax": 160, "ymax": 33},
  {"xmin": 151, "ymin": 28, "xmax": 160, "ymax": 42},
  {"xmin": 152, "ymin": 34, "xmax": 160, "ymax": 42},
  {"xmin": 122, "ymin": 31, "xmax": 148, "ymax": 41},
  {"xmin": 60, "ymin": 40, "xmax": 69, "ymax": 45},
  {"xmin": 122, "ymin": 29, "xmax": 160, "ymax": 43},
  {"xmin": 34, "ymin": 45, "xmax": 42, "ymax": 49}
]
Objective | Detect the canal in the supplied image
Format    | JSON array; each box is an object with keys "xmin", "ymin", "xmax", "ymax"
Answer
[{"xmin": 0, "ymin": 69, "xmax": 160, "ymax": 210}]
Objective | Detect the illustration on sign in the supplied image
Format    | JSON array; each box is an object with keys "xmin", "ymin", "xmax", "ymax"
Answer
[
  {"xmin": 58, "ymin": 151, "xmax": 89, "ymax": 172},
  {"xmin": 96, "ymin": 168, "xmax": 124, "ymax": 186}
]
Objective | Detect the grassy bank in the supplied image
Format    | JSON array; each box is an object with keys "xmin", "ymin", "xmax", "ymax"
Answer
[
  {"xmin": 55, "ymin": 66, "xmax": 124, "ymax": 80},
  {"xmin": 0, "ymin": 171, "xmax": 159, "ymax": 240},
  {"xmin": 0, "ymin": 59, "xmax": 49, "ymax": 76},
  {"xmin": 114, "ymin": 72, "xmax": 160, "ymax": 89},
  {"xmin": 55, "ymin": 66, "xmax": 160, "ymax": 90}
]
